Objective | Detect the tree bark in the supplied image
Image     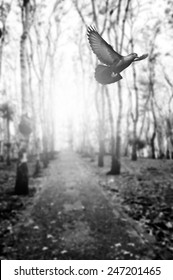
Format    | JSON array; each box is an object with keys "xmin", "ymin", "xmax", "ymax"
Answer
[
  {"xmin": 131, "ymin": 120, "xmax": 137, "ymax": 161},
  {"xmin": 98, "ymin": 87, "xmax": 105, "ymax": 167},
  {"xmin": 107, "ymin": 0, "xmax": 131, "ymax": 175},
  {"xmin": 15, "ymin": 0, "xmax": 31, "ymax": 195},
  {"xmin": 6, "ymin": 118, "xmax": 11, "ymax": 165},
  {"xmin": 150, "ymin": 89, "xmax": 157, "ymax": 159},
  {"xmin": 15, "ymin": 151, "xmax": 29, "ymax": 195},
  {"xmin": 105, "ymin": 86, "xmax": 114, "ymax": 154},
  {"xmin": 150, "ymin": 130, "xmax": 156, "ymax": 159},
  {"xmin": 108, "ymin": 82, "xmax": 122, "ymax": 175}
]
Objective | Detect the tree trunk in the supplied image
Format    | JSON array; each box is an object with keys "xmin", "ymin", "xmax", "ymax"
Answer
[
  {"xmin": 131, "ymin": 120, "xmax": 137, "ymax": 161},
  {"xmin": 50, "ymin": 120, "xmax": 55, "ymax": 159},
  {"xmin": 105, "ymin": 87, "xmax": 114, "ymax": 159},
  {"xmin": 33, "ymin": 138, "xmax": 41, "ymax": 177},
  {"xmin": 108, "ymin": 82, "xmax": 122, "ymax": 175},
  {"xmin": 106, "ymin": 1, "xmax": 131, "ymax": 175},
  {"xmin": 15, "ymin": 150, "xmax": 29, "ymax": 195},
  {"xmin": 95, "ymin": 85, "xmax": 105, "ymax": 167},
  {"xmin": 0, "ymin": 23, "xmax": 5, "ymax": 81},
  {"xmin": 131, "ymin": 39, "xmax": 139, "ymax": 161},
  {"xmin": 98, "ymin": 138, "xmax": 104, "ymax": 167},
  {"xmin": 150, "ymin": 94, "xmax": 157, "ymax": 159},
  {"xmin": 98, "ymin": 87, "xmax": 105, "ymax": 167},
  {"xmin": 27, "ymin": 52, "xmax": 42, "ymax": 176},
  {"xmin": 166, "ymin": 149, "xmax": 170, "ymax": 159},
  {"xmin": 42, "ymin": 133, "xmax": 49, "ymax": 168},
  {"xmin": 98, "ymin": 125, "xmax": 105, "ymax": 167},
  {"xmin": 0, "ymin": 141, "xmax": 4, "ymax": 161},
  {"xmin": 105, "ymin": 86, "xmax": 121, "ymax": 174},
  {"xmin": 124, "ymin": 90, "xmax": 132, "ymax": 157},
  {"xmin": 108, "ymin": 134, "xmax": 121, "ymax": 175},
  {"xmin": 151, "ymin": 130, "xmax": 156, "ymax": 159},
  {"xmin": 15, "ymin": 0, "xmax": 31, "ymax": 195},
  {"xmin": 6, "ymin": 118, "xmax": 11, "ymax": 165},
  {"xmin": 0, "ymin": 36, "xmax": 3, "ymax": 81}
]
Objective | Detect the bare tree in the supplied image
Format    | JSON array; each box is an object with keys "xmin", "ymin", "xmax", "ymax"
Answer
[
  {"xmin": 0, "ymin": 102, "xmax": 14, "ymax": 165},
  {"xmin": 15, "ymin": 0, "xmax": 35, "ymax": 195},
  {"xmin": 73, "ymin": 0, "xmax": 109, "ymax": 166},
  {"xmin": 32, "ymin": 0, "xmax": 65, "ymax": 167},
  {"xmin": 107, "ymin": 0, "xmax": 131, "ymax": 174},
  {"xmin": 0, "ymin": 0, "xmax": 13, "ymax": 80},
  {"xmin": 148, "ymin": 25, "xmax": 160, "ymax": 159},
  {"xmin": 163, "ymin": 71, "xmax": 173, "ymax": 159}
]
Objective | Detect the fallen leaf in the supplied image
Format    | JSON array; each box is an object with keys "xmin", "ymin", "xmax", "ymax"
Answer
[
  {"xmin": 42, "ymin": 247, "xmax": 48, "ymax": 251},
  {"xmin": 114, "ymin": 243, "xmax": 121, "ymax": 247},
  {"xmin": 166, "ymin": 222, "xmax": 173, "ymax": 229},
  {"xmin": 127, "ymin": 242, "xmax": 135, "ymax": 247},
  {"xmin": 121, "ymin": 249, "xmax": 130, "ymax": 255},
  {"xmin": 52, "ymin": 239, "xmax": 58, "ymax": 243},
  {"xmin": 33, "ymin": 225, "xmax": 39, "ymax": 230},
  {"xmin": 47, "ymin": 234, "xmax": 54, "ymax": 239},
  {"xmin": 61, "ymin": 250, "xmax": 67, "ymax": 254}
]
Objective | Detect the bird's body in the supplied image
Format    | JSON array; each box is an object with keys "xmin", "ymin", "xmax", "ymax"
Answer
[
  {"xmin": 87, "ymin": 26, "xmax": 148, "ymax": 85},
  {"xmin": 111, "ymin": 54, "xmax": 137, "ymax": 72}
]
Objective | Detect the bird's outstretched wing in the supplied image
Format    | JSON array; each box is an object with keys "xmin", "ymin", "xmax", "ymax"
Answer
[{"xmin": 87, "ymin": 26, "xmax": 122, "ymax": 66}]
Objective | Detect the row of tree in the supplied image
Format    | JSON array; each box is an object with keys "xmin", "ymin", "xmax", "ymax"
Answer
[
  {"xmin": 0, "ymin": 0, "xmax": 173, "ymax": 195},
  {"xmin": 72, "ymin": 0, "xmax": 173, "ymax": 174},
  {"xmin": 0, "ymin": 0, "xmax": 66, "ymax": 194}
]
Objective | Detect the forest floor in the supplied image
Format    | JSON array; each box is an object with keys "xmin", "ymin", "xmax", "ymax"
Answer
[{"xmin": 0, "ymin": 150, "xmax": 173, "ymax": 260}]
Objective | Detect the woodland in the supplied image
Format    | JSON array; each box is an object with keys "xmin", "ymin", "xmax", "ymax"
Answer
[{"xmin": 0, "ymin": 0, "xmax": 173, "ymax": 259}]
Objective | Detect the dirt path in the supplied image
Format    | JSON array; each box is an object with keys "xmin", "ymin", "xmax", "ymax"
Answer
[{"xmin": 4, "ymin": 150, "xmax": 155, "ymax": 260}]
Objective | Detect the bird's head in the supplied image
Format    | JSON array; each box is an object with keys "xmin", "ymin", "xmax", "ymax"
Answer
[
  {"xmin": 129, "ymin": 53, "xmax": 138, "ymax": 59},
  {"xmin": 123, "ymin": 53, "xmax": 138, "ymax": 64}
]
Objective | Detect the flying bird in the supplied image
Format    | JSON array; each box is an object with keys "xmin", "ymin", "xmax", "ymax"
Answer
[{"xmin": 87, "ymin": 26, "xmax": 148, "ymax": 85}]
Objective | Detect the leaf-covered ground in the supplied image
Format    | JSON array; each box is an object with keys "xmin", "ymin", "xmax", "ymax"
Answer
[
  {"xmin": 0, "ymin": 159, "xmax": 43, "ymax": 259},
  {"xmin": 0, "ymin": 151, "xmax": 173, "ymax": 259},
  {"xmin": 95, "ymin": 156, "xmax": 173, "ymax": 259}
]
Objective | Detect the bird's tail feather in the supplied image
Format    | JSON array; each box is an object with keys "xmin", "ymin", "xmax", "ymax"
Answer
[{"xmin": 95, "ymin": 64, "xmax": 122, "ymax": 85}]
